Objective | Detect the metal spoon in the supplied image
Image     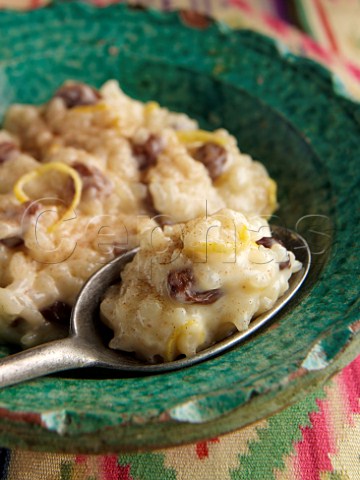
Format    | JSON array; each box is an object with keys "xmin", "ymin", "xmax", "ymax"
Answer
[{"xmin": 0, "ymin": 226, "xmax": 311, "ymax": 388}]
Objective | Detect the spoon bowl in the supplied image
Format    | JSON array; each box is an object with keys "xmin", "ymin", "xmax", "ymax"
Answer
[{"xmin": 0, "ymin": 226, "xmax": 311, "ymax": 388}]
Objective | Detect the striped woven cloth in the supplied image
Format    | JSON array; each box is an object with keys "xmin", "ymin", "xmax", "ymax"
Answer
[
  {"xmin": 1, "ymin": 0, "xmax": 359, "ymax": 96},
  {"xmin": 1, "ymin": 356, "xmax": 360, "ymax": 479},
  {"xmin": 0, "ymin": 1, "xmax": 359, "ymax": 479}
]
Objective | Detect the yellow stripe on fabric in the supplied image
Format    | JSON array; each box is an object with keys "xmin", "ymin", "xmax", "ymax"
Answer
[
  {"xmin": 275, "ymin": 374, "xmax": 359, "ymax": 480},
  {"xmin": 7, "ymin": 450, "xmax": 76, "ymax": 480},
  {"xmin": 163, "ymin": 421, "xmax": 266, "ymax": 480}
]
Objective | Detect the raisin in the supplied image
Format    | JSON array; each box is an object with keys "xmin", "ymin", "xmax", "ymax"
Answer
[
  {"xmin": 255, "ymin": 237, "xmax": 277, "ymax": 248},
  {"xmin": 10, "ymin": 317, "xmax": 26, "ymax": 330},
  {"xmin": 113, "ymin": 244, "xmax": 129, "ymax": 257},
  {"xmin": 256, "ymin": 236, "xmax": 290, "ymax": 269},
  {"xmin": 0, "ymin": 142, "xmax": 18, "ymax": 164},
  {"xmin": 132, "ymin": 134, "xmax": 163, "ymax": 171},
  {"xmin": 142, "ymin": 188, "xmax": 173, "ymax": 226},
  {"xmin": 54, "ymin": 83, "xmax": 101, "ymax": 109},
  {"xmin": 168, "ymin": 268, "xmax": 222, "ymax": 305},
  {"xmin": 193, "ymin": 142, "xmax": 227, "ymax": 180},
  {"xmin": 0, "ymin": 201, "xmax": 40, "ymax": 247},
  {"xmin": 40, "ymin": 301, "xmax": 72, "ymax": 326},
  {"xmin": 0, "ymin": 237, "xmax": 24, "ymax": 248},
  {"xmin": 143, "ymin": 187, "xmax": 157, "ymax": 215},
  {"xmin": 70, "ymin": 162, "xmax": 113, "ymax": 197},
  {"xmin": 10, "ymin": 317, "xmax": 27, "ymax": 331},
  {"xmin": 278, "ymin": 258, "xmax": 291, "ymax": 270},
  {"xmin": 256, "ymin": 235, "xmax": 285, "ymax": 248},
  {"xmin": 23, "ymin": 200, "xmax": 42, "ymax": 217},
  {"xmin": 1, "ymin": 200, "xmax": 40, "ymax": 225}
]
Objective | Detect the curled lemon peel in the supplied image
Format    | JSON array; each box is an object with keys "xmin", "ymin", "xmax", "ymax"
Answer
[
  {"xmin": 176, "ymin": 129, "xmax": 227, "ymax": 147},
  {"xmin": 165, "ymin": 319, "xmax": 201, "ymax": 362},
  {"xmin": 13, "ymin": 162, "xmax": 82, "ymax": 233}
]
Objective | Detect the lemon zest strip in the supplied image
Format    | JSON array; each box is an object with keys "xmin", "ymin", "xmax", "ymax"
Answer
[
  {"xmin": 72, "ymin": 103, "xmax": 108, "ymax": 114},
  {"xmin": 184, "ymin": 225, "xmax": 258, "ymax": 257},
  {"xmin": 237, "ymin": 224, "xmax": 250, "ymax": 243},
  {"xmin": 165, "ymin": 320, "xmax": 197, "ymax": 362},
  {"xmin": 237, "ymin": 225, "xmax": 259, "ymax": 249},
  {"xmin": 144, "ymin": 101, "xmax": 160, "ymax": 117},
  {"xmin": 184, "ymin": 241, "xmax": 236, "ymax": 256},
  {"xmin": 13, "ymin": 162, "xmax": 82, "ymax": 232},
  {"xmin": 268, "ymin": 178, "xmax": 278, "ymax": 213},
  {"xmin": 176, "ymin": 129, "xmax": 227, "ymax": 147}
]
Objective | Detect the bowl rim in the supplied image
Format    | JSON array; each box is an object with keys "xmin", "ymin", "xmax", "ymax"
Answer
[{"xmin": 0, "ymin": 1, "xmax": 359, "ymax": 453}]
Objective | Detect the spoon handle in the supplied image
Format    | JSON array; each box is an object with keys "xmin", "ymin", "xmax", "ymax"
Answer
[{"xmin": 0, "ymin": 337, "xmax": 94, "ymax": 388}]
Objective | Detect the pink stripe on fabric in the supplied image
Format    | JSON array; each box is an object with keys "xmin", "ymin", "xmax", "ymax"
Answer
[
  {"xmin": 313, "ymin": 0, "xmax": 339, "ymax": 53},
  {"xmin": 301, "ymin": 35, "xmax": 332, "ymax": 63},
  {"xmin": 228, "ymin": 0, "xmax": 253, "ymax": 13},
  {"xmin": 346, "ymin": 62, "xmax": 360, "ymax": 82},
  {"xmin": 295, "ymin": 398, "xmax": 335, "ymax": 480},
  {"xmin": 262, "ymin": 12, "xmax": 289, "ymax": 36},
  {"xmin": 338, "ymin": 356, "xmax": 360, "ymax": 424}
]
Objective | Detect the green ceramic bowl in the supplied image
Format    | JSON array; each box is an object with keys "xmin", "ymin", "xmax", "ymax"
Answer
[{"xmin": 0, "ymin": 1, "xmax": 359, "ymax": 453}]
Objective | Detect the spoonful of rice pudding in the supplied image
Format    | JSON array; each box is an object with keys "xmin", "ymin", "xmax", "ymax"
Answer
[{"xmin": 0, "ymin": 209, "xmax": 310, "ymax": 387}]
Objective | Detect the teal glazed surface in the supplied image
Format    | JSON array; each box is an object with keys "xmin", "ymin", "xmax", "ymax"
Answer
[{"xmin": 0, "ymin": 1, "xmax": 359, "ymax": 453}]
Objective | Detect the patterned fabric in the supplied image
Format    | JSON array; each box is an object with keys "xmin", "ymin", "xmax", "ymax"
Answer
[
  {"xmin": 3, "ymin": 0, "xmax": 358, "ymax": 98},
  {"xmin": 295, "ymin": 0, "xmax": 360, "ymax": 66},
  {"xmin": 0, "ymin": 1, "xmax": 359, "ymax": 479},
  {"xmin": 0, "ymin": 0, "xmax": 359, "ymax": 96},
  {"xmin": 1, "ymin": 356, "xmax": 360, "ymax": 479}
]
